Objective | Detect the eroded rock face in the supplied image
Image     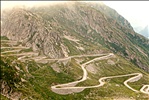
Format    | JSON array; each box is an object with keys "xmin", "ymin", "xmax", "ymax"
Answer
[
  {"xmin": 1, "ymin": 8, "xmax": 65, "ymax": 58},
  {"xmin": 1, "ymin": 81, "xmax": 22, "ymax": 100}
]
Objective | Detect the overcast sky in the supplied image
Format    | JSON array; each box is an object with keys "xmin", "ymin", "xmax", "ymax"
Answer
[
  {"xmin": 103, "ymin": 1, "xmax": 149, "ymax": 32},
  {"xmin": 1, "ymin": 1, "xmax": 149, "ymax": 33}
]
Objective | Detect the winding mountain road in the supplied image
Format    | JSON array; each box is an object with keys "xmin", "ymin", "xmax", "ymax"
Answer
[
  {"xmin": 1, "ymin": 40, "xmax": 149, "ymax": 95},
  {"xmin": 50, "ymin": 54, "xmax": 148, "ymax": 95},
  {"xmin": 1, "ymin": 46, "xmax": 30, "ymax": 49},
  {"xmin": 51, "ymin": 73, "xmax": 143, "ymax": 95},
  {"xmin": 1, "ymin": 49, "xmax": 21, "ymax": 54},
  {"xmin": 51, "ymin": 54, "xmax": 145, "ymax": 95},
  {"xmin": 140, "ymin": 85, "xmax": 149, "ymax": 95}
]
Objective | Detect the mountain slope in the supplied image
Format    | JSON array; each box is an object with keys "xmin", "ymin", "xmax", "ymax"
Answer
[
  {"xmin": 1, "ymin": 8, "xmax": 67, "ymax": 58},
  {"xmin": 1, "ymin": 38, "xmax": 149, "ymax": 99},
  {"xmin": 32, "ymin": 2, "xmax": 149, "ymax": 72},
  {"xmin": 2, "ymin": 2, "xmax": 148, "ymax": 72},
  {"xmin": 1, "ymin": 1, "xmax": 149, "ymax": 99}
]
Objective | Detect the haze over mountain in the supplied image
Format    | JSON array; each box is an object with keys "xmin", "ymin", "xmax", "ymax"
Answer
[
  {"xmin": 2, "ymin": 1, "xmax": 149, "ymax": 34},
  {"xmin": 103, "ymin": 1, "xmax": 149, "ymax": 34},
  {"xmin": 1, "ymin": 1, "xmax": 149, "ymax": 100},
  {"xmin": 140, "ymin": 25, "xmax": 149, "ymax": 39}
]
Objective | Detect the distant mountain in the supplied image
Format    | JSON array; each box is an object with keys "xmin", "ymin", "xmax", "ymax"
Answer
[
  {"xmin": 133, "ymin": 26, "xmax": 144, "ymax": 33},
  {"xmin": 140, "ymin": 25, "xmax": 149, "ymax": 39}
]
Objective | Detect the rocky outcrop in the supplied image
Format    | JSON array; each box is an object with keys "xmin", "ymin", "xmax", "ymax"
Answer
[
  {"xmin": 1, "ymin": 8, "xmax": 65, "ymax": 58},
  {"xmin": 86, "ymin": 2, "xmax": 133, "ymax": 30}
]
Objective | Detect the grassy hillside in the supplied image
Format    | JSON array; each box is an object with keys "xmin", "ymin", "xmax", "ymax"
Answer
[{"xmin": 1, "ymin": 38, "xmax": 149, "ymax": 99}]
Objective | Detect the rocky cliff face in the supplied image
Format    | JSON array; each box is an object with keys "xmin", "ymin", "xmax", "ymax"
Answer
[
  {"xmin": 1, "ymin": 2, "xmax": 149, "ymax": 72},
  {"xmin": 85, "ymin": 2, "xmax": 133, "ymax": 30},
  {"xmin": 1, "ymin": 8, "xmax": 67, "ymax": 58}
]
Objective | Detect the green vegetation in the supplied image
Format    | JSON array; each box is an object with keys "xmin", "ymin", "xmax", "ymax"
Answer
[
  {"xmin": 62, "ymin": 38, "xmax": 81, "ymax": 55},
  {"xmin": 108, "ymin": 42, "xmax": 128, "ymax": 56},
  {"xmin": 19, "ymin": 48, "xmax": 33, "ymax": 53},
  {"xmin": 1, "ymin": 36, "xmax": 9, "ymax": 40},
  {"xmin": 1, "ymin": 94, "xmax": 9, "ymax": 100},
  {"xmin": 1, "ymin": 57, "xmax": 21, "ymax": 88},
  {"xmin": 1, "ymin": 39, "xmax": 149, "ymax": 100}
]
